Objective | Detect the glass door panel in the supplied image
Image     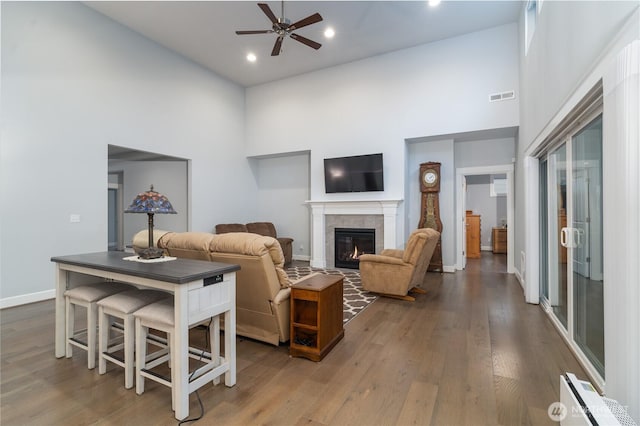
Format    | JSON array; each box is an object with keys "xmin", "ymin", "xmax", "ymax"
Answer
[
  {"xmin": 571, "ymin": 116, "xmax": 604, "ymax": 376},
  {"xmin": 548, "ymin": 144, "xmax": 568, "ymax": 328},
  {"xmin": 539, "ymin": 159, "xmax": 549, "ymax": 301}
]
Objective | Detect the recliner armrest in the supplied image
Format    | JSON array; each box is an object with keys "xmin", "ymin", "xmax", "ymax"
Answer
[
  {"xmin": 272, "ymin": 287, "xmax": 291, "ymax": 305},
  {"xmin": 358, "ymin": 254, "xmax": 406, "ymax": 266},
  {"xmin": 380, "ymin": 249, "xmax": 403, "ymax": 259}
]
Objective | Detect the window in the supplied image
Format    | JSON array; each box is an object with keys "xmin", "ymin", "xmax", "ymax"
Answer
[
  {"xmin": 525, "ymin": 0, "xmax": 537, "ymax": 55},
  {"xmin": 490, "ymin": 176, "xmax": 507, "ymax": 197}
]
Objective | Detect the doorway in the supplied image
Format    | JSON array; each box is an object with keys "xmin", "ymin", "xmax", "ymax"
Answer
[
  {"xmin": 463, "ymin": 174, "xmax": 508, "ymax": 273},
  {"xmin": 108, "ymin": 145, "xmax": 190, "ymax": 251},
  {"xmin": 455, "ymin": 164, "xmax": 514, "ymax": 273}
]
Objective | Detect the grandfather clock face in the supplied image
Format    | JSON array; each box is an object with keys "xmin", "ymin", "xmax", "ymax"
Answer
[{"xmin": 420, "ymin": 162, "xmax": 441, "ymax": 193}]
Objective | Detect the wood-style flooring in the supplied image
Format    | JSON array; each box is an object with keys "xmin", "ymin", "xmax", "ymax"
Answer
[{"xmin": 0, "ymin": 253, "xmax": 587, "ymax": 425}]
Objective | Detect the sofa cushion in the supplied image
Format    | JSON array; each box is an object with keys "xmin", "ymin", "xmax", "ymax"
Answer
[
  {"xmin": 157, "ymin": 232, "xmax": 213, "ymax": 261},
  {"xmin": 209, "ymin": 233, "xmax": 291, "ymax": 289},
  {"xmin": 246, "ymin": 222, "xmax": 277, "ymax": 238},
  {"xmin": 132, "ymin": 229, "xmax": 171, "ymax": 252},
  {"xmin": 158, "ymin": 231, "xmax": 214, "ymax": 252},
  {"xmin": 215, "ymin": 223, "xmax": 248, "ymax": 234}
]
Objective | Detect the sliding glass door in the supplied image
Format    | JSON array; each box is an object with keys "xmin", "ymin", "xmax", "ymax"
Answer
[{"xmin": 539, "ymin": 112, "xmax": 604, "ymax": 381}]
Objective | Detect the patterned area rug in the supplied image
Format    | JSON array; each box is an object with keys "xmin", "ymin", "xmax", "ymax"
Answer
[{"xmin": 285, "ymin": 266, "xmax": 378, "ymax": 325}]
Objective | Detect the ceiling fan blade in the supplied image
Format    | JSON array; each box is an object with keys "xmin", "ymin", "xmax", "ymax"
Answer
[
  {"xmin": 289, "ymin": 12, "xmax": 323, "ymax": 31},
  {"xmin": 235, "ymin": 30, "xmax": 273, "ymax": 35},
  {"xmin": 271, "ymin": 36, "xmax": 284, "ymax": 56},
  {"xmin": 258, "ymin": 3, "xmax": 278, "ymax": 24},
  {"xmin": 290, "ymin": 33, "xmax": 321, "ymax": 50}
]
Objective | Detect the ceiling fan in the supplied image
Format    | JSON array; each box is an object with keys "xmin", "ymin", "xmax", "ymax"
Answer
[{"xmin": 235, "ymin": 2, "xmax": 323, "ymax": 56}]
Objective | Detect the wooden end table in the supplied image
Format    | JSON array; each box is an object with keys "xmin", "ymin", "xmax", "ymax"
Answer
[{"xmin": 290, "ymin": 274, "xmax": 344, "ymax": 361}]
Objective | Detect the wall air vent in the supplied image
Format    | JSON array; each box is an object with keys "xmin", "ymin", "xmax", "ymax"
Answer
[{"xmin": 489, "ymin": 90, "xmax": 516, "ymax": 102}]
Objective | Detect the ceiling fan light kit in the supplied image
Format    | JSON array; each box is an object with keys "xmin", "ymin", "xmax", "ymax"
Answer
[{"xmin": 235, "ymin": 1, "xmax": 323, "ymax": 56}]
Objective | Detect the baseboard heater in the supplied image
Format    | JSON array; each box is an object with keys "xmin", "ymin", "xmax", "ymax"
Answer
[{"xmin": 559, "ymin": 373, "xmax": 636, "ymax": 425}]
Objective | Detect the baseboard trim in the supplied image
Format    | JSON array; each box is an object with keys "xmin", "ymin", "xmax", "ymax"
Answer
[
  {"xmin": 514, "ymin": 268, "xmax": 525, "ymax": 289},
  {"xmin": 292, "ymin": 254, "xmax": 310, "ymax": 261},
  {"xmin": 1, "ymin": 289, "xmax": 55, "ymax": 309},
  {"xmin": 443, "ymin": 265, "xmax": 456, "ymax": 273},
  {"xmin": 481, "ymin": 246, "xmax": 492, "ymax": 251}
]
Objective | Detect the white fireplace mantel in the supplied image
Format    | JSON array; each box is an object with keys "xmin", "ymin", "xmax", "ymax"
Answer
[{"xmin": 305, "ymin": 200, "xmax": 403, "ymax": 268}]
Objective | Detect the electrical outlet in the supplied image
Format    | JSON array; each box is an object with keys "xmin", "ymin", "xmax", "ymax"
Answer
[
  {"xmin": 70, "ymin": 214, "xmax": 81, "ymax": 223},
  {"xmin": 299, "ymin": 244, "xmax": 304, "ymax": 251}
]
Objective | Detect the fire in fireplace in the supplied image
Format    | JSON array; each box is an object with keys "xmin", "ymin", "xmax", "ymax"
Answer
[{"xmin": 334, "ymin": 228, "xmax": 375, "ymax": 269}]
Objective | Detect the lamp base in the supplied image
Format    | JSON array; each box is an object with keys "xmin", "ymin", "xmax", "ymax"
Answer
[{"xmin": 138, "ymin": 247, "xmax": 165, "ymax": 260}]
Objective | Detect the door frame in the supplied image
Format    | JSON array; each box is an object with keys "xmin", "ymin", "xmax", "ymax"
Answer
[
  {"xmin": 108, "ymin": 181, "xmax": 124, "ymax": 251},
  {"xmin": 455, "ymin": 164, "xmax": 514, "ymax": 273}
]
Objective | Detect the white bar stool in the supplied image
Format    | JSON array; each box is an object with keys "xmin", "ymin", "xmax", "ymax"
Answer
[
  {"xmin": 64, "ymin": 281, "xmax": 131, "ymax": 369},
  {"xmin": 97, "ymin": 289, "xmax": 171, "ymax": 389},
  {"xmin": 134, "ymin": 298, "xmax": 221, "ymax": 411}
]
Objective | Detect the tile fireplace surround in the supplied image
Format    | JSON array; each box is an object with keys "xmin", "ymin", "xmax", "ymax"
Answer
[{"xmin": 306, "ymin": 200, "xmax": 402, "ymax": 268}]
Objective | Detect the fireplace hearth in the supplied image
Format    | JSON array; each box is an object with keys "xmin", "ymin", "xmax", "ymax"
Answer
[{"xmin": 335, "ymin": 228, "xmax": 375, "ymax": 269}]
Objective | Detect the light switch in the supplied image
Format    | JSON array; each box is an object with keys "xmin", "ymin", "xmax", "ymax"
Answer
[{"xmin": 70, "ymin": 214, "xmax": 81, "ymax": 223}]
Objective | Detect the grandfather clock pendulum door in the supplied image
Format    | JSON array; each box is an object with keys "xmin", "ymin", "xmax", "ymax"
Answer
[{"xmin": 418, "ymin": 162, "xmax": 443, "ymax": 272}]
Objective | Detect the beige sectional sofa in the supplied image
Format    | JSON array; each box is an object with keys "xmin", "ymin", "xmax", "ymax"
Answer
[{"xmin": 133, "ymin": 230, "xmax": 293, "ymax": 346}]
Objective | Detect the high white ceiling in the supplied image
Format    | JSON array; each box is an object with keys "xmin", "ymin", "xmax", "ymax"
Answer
[{"xmin": 86, "ymin": 1, "xmax": 522, "ymax": 87}]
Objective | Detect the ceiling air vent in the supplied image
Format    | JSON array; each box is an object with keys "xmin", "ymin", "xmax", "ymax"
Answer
[{"xmin": 489, "ymin": 90, "xmax": 516, "ymax": 102}]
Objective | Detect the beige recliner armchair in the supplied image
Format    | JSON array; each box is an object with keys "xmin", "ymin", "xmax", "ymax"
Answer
[{"xmin": 359, "ymin": 228, "xmax": 440, "ymax": 301}]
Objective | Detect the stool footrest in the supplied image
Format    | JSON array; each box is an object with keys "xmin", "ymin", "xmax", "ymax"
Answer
[
  {"xmin": 69, "ymin": 337, "xmax": 88, "ymax": 349},
  {"xmin": 144, "ymin": 349, "xmax": 170, "ymax": 370},
  {"xmin": 141, "ymin": 368, "xmax": 171, "ymax": 387},
  {"xmin": 189, "ymin": 361, "xmax": 229, "ymax": 392},
  {"xmin": 102, "ymin": 351, "xmax": 125, "ymax": 365}
]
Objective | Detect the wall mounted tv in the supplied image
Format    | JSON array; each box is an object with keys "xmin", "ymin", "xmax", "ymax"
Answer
[{"xmin": 324, "ymin": 153, "xmax": 384, "ymax": 193}]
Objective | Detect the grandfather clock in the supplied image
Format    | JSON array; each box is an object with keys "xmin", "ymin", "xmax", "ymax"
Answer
[{"xmin": 418, "ymin": 162, "xmax": 443, "ymax": 272}]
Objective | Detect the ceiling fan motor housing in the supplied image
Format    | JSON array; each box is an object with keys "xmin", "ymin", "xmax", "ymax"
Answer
[{"xmin": 274, "ymin": 19, "xmax": 291, "ymax": 35}]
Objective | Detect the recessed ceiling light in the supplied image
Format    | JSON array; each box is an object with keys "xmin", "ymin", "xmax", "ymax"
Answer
[
  {"xmin": 324, "ymin": 27, "xmax": 335, "ymax": 39},
  {"xmin": 246, "ymin": 53, "xmax": 257, "ymax": 62},
  {"xmin": 428, "ymin": 0, "xmax": 441, "ymax": 6}
]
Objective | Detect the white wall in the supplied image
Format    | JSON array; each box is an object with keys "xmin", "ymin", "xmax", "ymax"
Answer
[
  {"xmin": 0, "ymin": 2, "xmax": 255, "ymax": 303},
  {"xmin": 455, "ymin": 137, "xmax": 516, "ymax": 168},
  {"xmin": 516, "ymin": 1, "xmax": 640, "ymax": 421},
  {"xmin": 246, "ymin": 23, "xmax": 520, "ymax": 206},
  {"xmin": 250, "ymin": 153, "xmax": 310, "ymax": 259}
]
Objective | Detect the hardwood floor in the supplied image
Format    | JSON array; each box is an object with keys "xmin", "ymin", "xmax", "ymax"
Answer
[{"xmin": 0, "ymin": 253, "xmax": 587, "ymax": 425}]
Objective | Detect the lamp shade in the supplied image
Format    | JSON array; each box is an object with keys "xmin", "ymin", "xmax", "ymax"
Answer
[
  {"xmin": 125, "ymin": 185, "xmax": 176, "ymax": 259},
  {"xmin": 125, "ymin": 185, "xmax": 177, "ymax": 214}
]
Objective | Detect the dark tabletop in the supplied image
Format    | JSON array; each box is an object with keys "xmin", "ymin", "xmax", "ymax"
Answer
[{"xmin": 51, "ymin": 251, "xmax": 240, "ymax": 284}]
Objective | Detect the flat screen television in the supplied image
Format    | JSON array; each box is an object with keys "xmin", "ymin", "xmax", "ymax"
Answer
[{"xmin": 324, "ymin": 153, "xmax": 384, "ymax": 193}]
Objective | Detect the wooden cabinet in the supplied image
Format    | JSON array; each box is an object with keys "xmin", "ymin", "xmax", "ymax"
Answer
[
  {"xmin": 290, "ymin": 274, "xmax": 344, "ymax": 361},
  {"xmin": 492, "ymin": 227, "xmax": 507, "ymax": 254},
  {"xmin": 466, "ymin": 212, "xmax": 481, "ymax": 259}
]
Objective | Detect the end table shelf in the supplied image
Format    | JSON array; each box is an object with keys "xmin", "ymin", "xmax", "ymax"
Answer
[{"xmin": 290, "ymin": 274, "xmax": 344, "ymax": 361}]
